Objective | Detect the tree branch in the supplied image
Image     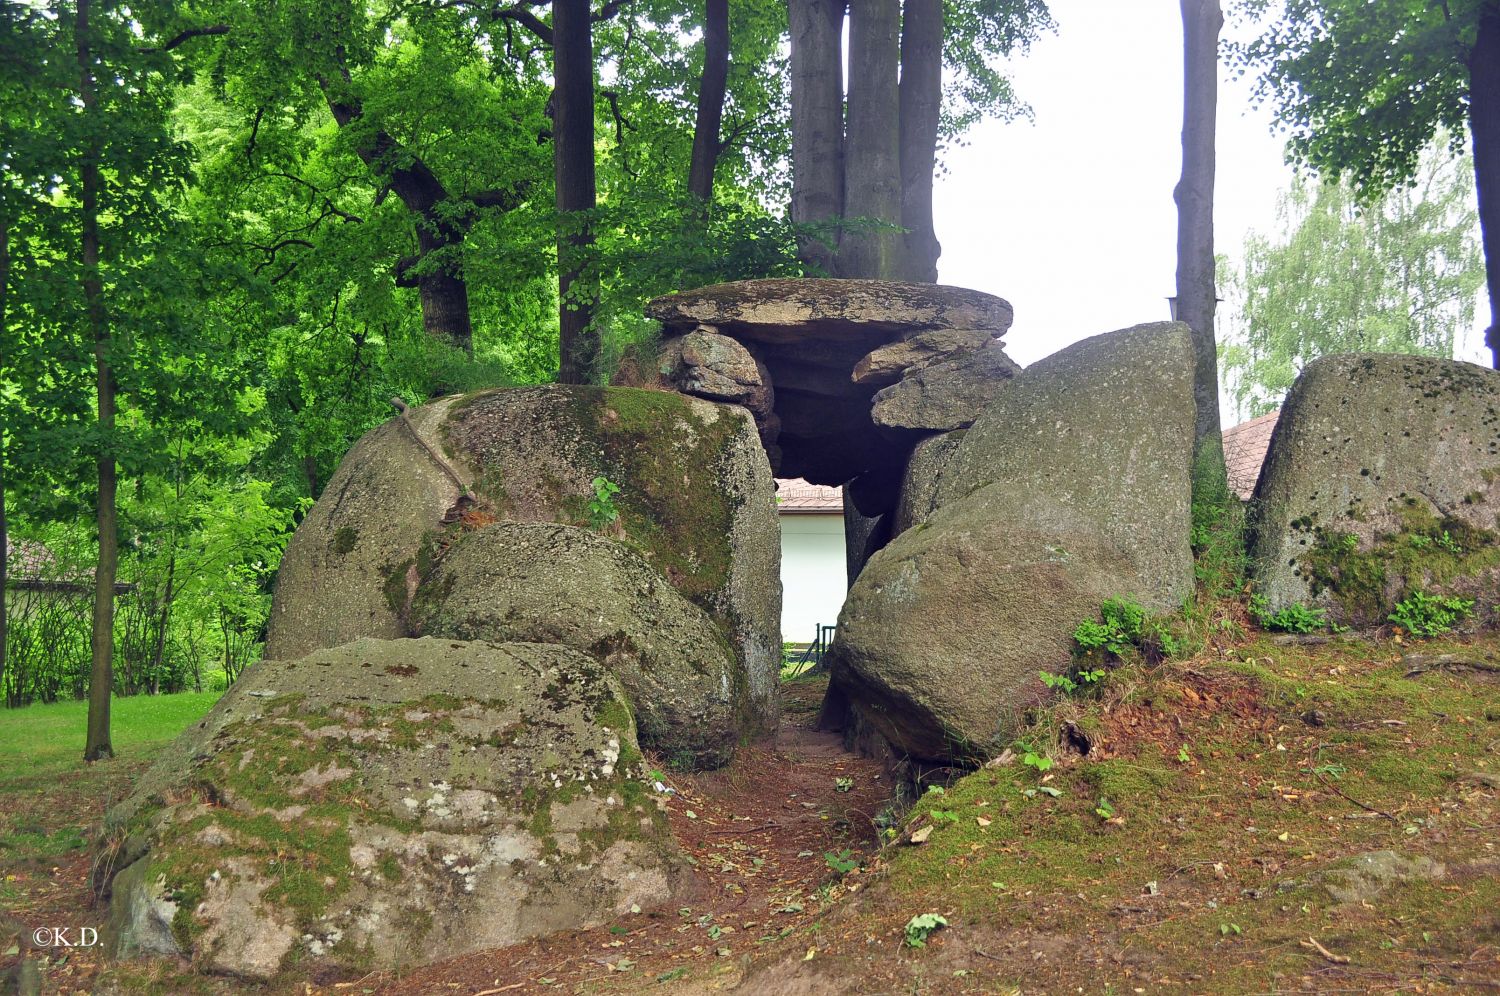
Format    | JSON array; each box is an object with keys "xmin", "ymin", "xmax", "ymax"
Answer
[{"xmin": 142, "ymin": 24, "xmax": 229, "ymax": 54}]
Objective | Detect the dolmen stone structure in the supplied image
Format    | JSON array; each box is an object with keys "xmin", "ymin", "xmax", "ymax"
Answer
[{"xmin": 108, "ymin": 276, "xmax": 1500, "ymax": 983}]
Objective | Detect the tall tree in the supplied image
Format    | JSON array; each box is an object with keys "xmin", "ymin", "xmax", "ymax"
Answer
[
  {"xmin": 897, "ymin": 0, "xmax": 943, "ymax": 281},
  {"xmin": 1234, "ymin": 0, "xmax": 1500, "ymax": 367},
  {"xmin": 688, "ymin": 0, "xmax": 732, "ymax": 203},
  {"xmin": 1221, "ymin": 147, "xmax": 1485, "ymax": 419},
  {"xmin": 789, "ymin": 0, "xmax": 846, "ymax": 274},
  {"xmin": 787, "ymin": 0, "xmax": 1051, "ymax": 279},
  {"xmin": 78, "ymin": 0, "xmax": 117, "ymax": 761},
  {"xmin": 1175, "ymin": 0, "xmax": 1224, "ymax": 460},
  {"xmin": 842, "ymin": 0, "xmax": 903, "ymax": 278},
  {"xmin": 554, "ymin": 0, "xmax": 600, "ymax": 383}
]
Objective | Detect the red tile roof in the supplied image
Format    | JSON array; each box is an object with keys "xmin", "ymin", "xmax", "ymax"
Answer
[
  {"xmin": 1222, "ymin": 410, "xmax": 1280, "ymax": 501},
  {"xmin": 776, "ymin": 478, "xmax": 844, "ymax": 513}
]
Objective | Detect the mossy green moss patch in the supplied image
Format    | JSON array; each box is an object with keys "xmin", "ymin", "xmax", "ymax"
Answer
[{"xmin": 1297, "ymin": 499, "xmax": 1500, "ymax": 624}]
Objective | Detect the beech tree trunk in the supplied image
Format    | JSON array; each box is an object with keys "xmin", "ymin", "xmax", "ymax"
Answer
[
  {"xmin": 688, "ymin": 0, "xmax": 730, "ymax": 203},
  {"xmin": 79, "ymin": 0, "xmax": 116, "ymax": 763},
  {"xmin": 554, "ymin": 0, "xmax": 599, "ymax": 384},
  {"xmin": 0, "ymin": 215, "xmax": 8, "ymax": 692},
  {"xmin": 1472, "ymin": 2, "xmax": 1500, "ymax": 368},
  {"xmin": 1173, "ymin": 0, "xmax": 1224, "ymax": 453},
  {"xmin": 323, "ymin": 97, "xmax": 474, "ymax": 355},
  {"xmin": 841, "ymin": 0, "xmax": 903, "ymax": 279},
  {"xmin": 897, "ymin": 0, "xmax": 942, "ymax": 282},
  {"xmin": 789, "ymin": 0, "xmax": 845, "ymax": 273}
]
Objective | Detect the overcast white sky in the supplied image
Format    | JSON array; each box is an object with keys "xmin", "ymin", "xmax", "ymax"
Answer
[{"xmin": 930, "ymin": 0, "xmax": 1489, "ymax": 418}]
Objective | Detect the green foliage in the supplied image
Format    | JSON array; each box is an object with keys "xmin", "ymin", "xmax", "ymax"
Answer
[
  {"xmin": 823, "ymin": 849, "xmax": 858, "ymax": 875},
  {"xmin": 1039, "ymin": 668, "xmax": 1106, "ymax": 697},
  {"xmin": 1073, "ymin": 597, "xmax": 1146, "ymax": 657},
  {"xmin": 587, "ymin": 476, "xmax": 622, "ymax": 531},
  {"xmin": 902, "ymin": 913, "xmax": 948, "ymax": 948},
  {"xmin": 1230, "ymin": 0, "xmax": 1483, "ymax": 204},
  {"xmin": 1388, "ymin": 590, "xmax": 1475, "ymax": 638},
  {"xmin": 1191, "ymin": 438, "xmax": 1247, "ymax": 596},
  {"xmin": 1248, "ymin": 594, "xmax": 1327, "ymax": 634},
  {"xmin": 1218, "ymin": 145, "xmax": 1482, "ymax": 420}
]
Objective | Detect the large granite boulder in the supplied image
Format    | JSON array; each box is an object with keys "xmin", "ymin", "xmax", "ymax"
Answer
[
  {"xmin": 104, "ymin": 638, "xmax": 680, "ymax": 979},
  {"xmin": 645, "ymin": 279, "xmax": 1014, "ymax": 485},
  {"xmin": 266, "ymin": 396, "xmax": 466, "ymax": 656},
  {"xmin": 1248, "ymin": 355, "xmax": 1500, "ymax": 629},
  {"xmin": 266, "ymin": 385, "xmax": 782, "ymax": 753},
  {"xmin": 825, "ymin": 323, "xmax": 1196, "ymax": 762},
  {"xmin": 409, "ymin": 522, "xmax": 746, "ymax": 768}
]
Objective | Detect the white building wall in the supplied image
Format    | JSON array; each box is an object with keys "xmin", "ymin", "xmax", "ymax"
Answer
[{"xmin": 778, "ymin": 513, "xmax": 847, "ymax": 644}]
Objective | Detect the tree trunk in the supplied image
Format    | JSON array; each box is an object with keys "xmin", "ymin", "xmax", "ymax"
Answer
[
  {"xmin": 897, "ymin": 0, "xmax": 942, "ymax": 282},
  {"xmin": 1472, "ymin": 2, "xmax": 1500, "ymax": 368},
  {"xmin": 0, "ymin": 215, "xmax": 8, "ymax": 695},
  {"xmin": 688, "ymin": 0, "xmax": 730, "ymax": 203},
  {"xmin": 323, "ymin": 96, "xmax": 474, "ymax": 355},
  {"xmin": 554, "ymin": 0, "xmax": 599, "ymax": 384},
  {"xmin": 1174, "ymin": 0, "xmax": 1224, "ymax": 454},
  {"xmin": 302, "ymin": 453, "xmax": 321, "ymax": 499},
  {"xmin": 788, "ymin": 0, "xmax": 845, "ymax": 273},
  {"xmin": 79, "ymin": 0, "xmax": 115, "ymax": 763},
  {"xmin": 842, "ymin": 0, "xmax": 903, "ymax": 279}
]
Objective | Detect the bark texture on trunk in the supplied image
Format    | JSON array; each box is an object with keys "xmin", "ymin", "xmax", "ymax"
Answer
[
  {"xmin": 1173, "ymin": 0, "xmax": 1224, "ymax": 452},
  {"xmin": 324, "ymin": 97, "xmax": 474, "ymax": 355},
  {"xmin": 1472, "ymin": 2, "xmax": 1500, "ymax": 368},
  {"xmin": 554, "ymin": 0, "xmax": 599, "ymax": 384},
  {"xmin": 0, "ymin": 215, "xmax": 8, "ymax": 693},
  {"xmin": 788, "ymin": 0, "xmax": 845, "ymax": 273},
  {"xmin": 79, "ymin": 0, "xmax": 115, "ymax": 762},
  {"xmin": 897, "ymin": 0, "xmax": 942, "ymax": 282},
  {"xmin": 842, "ymin": 0, "xmax": 903, "ymax": 279},
  {"xmin": 688, "ymin": 0, "xmax": 730, "ymax": 203}
]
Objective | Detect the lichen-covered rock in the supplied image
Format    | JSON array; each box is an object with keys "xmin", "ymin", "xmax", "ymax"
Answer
[
  {"xmin": 645, "ymin": 278, "xmax": 1015, "ymax": 485},
  {"xmin": 266, "ymin": 398, "xmax": 465, "ymax": 661},
  {"xmin": 1248, "ymin": 354, "xmax": 1500, "ymax": 629},
  {"xmin": 104, "ymin": 638, "xmax": 680, "ymax": 979},
  {"xmin": 826, "ymin": 323, "xmax": 1196, "ymax": 762},
  {"xmin": 870, "ymin": 339, "xmax": 1021, "ymax": 433},
  {"xmin": 851, "ymin": 329, "xmax": 995, "ymax": 386},
  {"xmin": 409, "ymin": 522, "xmax": 746, "ymax": 767},
  {"xmin": 266, "ymin": 385, "xmax": 782, "ymax": 749},
  {"xmin": 646, "ymin": 278, "xmax": 1014, "ymax": 337}
]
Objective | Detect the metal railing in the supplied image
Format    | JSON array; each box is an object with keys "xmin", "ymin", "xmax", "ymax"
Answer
[{"xmin": 783, "ymin": 624, "xmax": 837, "ymax": 679}]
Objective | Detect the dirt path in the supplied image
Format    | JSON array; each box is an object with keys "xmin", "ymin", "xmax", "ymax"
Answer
[{"xmin": 376, "ymin": 677, "xmax": 890, "ymax": 995}]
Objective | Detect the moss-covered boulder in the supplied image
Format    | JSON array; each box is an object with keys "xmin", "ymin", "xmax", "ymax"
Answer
[
  {"xmin": 265, "ymin": 385, "xmax": 782, "ymax": 752},
  {"xmin": 1248, "ymin": 354, "xmax": 1500, "ymax": 629},
  {"xmin": 266, "ymin": 396, "xmax": 467, "ymax": 660},
  {"xmin": 825, "ymin": 324, "xmax": 1196, "ymax": 762},
  {"xmin": 104, "ymin": 638, "xmax": 681, "ymax": 980},
  {"xmin": 409, "ymin": 522, "xmax": 746, "ymax": 767}
]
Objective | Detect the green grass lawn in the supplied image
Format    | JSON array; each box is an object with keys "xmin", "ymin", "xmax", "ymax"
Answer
[{"xmin": 0, "ymin": 690, "xmax": 221, "ymax": 786}]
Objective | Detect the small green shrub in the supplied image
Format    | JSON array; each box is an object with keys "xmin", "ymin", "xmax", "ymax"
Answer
[
  {"xmin": 1389, "ymin": 590, "xmax": 1475, "ymax": 637},
  {"xmin": 1249, "ymin": 593, "xmax": 1327, "ymax": 633},
  {"xmin": 823, "ymin": 849, "xmax": 858, "ymax": 875},
  {"xmin": 587, "ymin": 476, "xmax": 621, "ymax": 530},
  {"xmin": 1073, "ymin": 596, "xmax": 1180, "ymax": 664},
  {"xmin": 903, "ymin": 913, "xmax": 948, "ymax": 948},
  {"xmin": 1073, "ymin": 597, "xmax": 1145, "ymax": 656}
]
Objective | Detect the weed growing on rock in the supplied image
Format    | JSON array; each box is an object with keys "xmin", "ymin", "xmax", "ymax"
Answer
[{"xmin": 587, "ymin": 475, "xmax": 621, "ymax": 530}]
